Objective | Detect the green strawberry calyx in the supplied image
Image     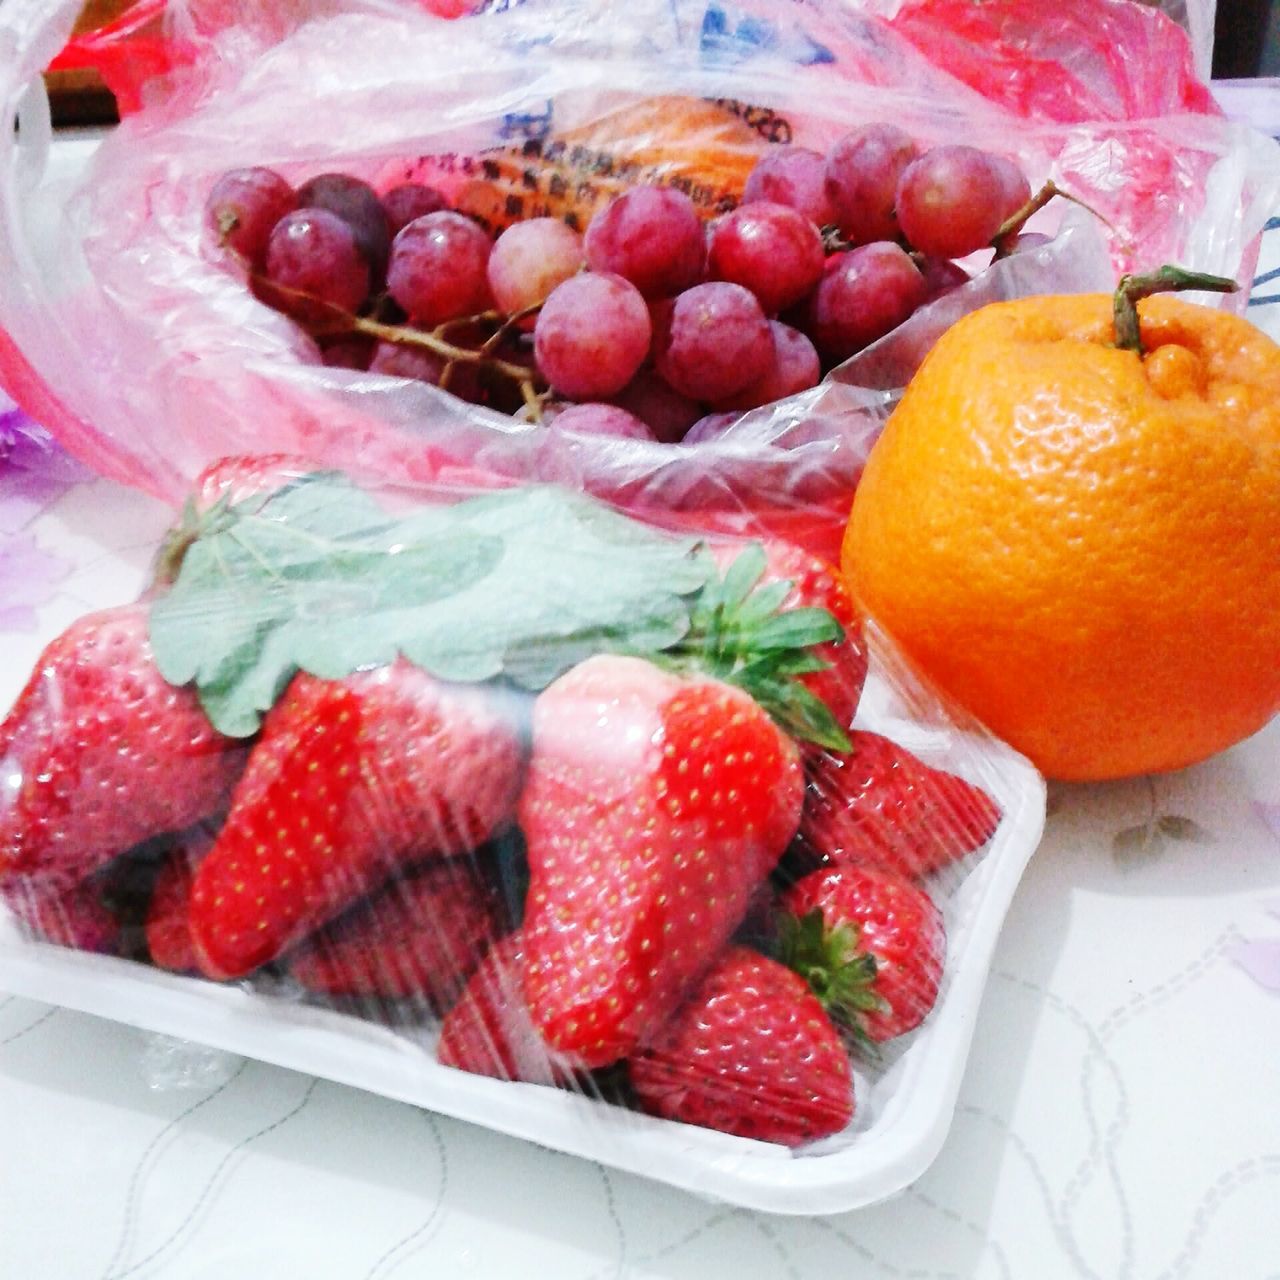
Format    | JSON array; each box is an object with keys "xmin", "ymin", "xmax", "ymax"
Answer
[
  {"xmin": 655, "ymin": 544, "xmax": 852, "ymax": 753},
  {"xmin": 776, "ymin": 908, "xmax": 887, "ymax": 1051}
]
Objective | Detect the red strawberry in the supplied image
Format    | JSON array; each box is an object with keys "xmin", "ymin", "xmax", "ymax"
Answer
[
  {"xmin": 0, "ymin": 604, "xmax": 247, "ymax": 893},
  {"xmin": 799, "ymin": 731, "xmax": 1002, "ymax": 881},
  {"xmin": 189, "ymin": 663, "xmax": 522, "ymax": 980},
  {"xmin": 520, "ymin": 654, "xmax": 804, "ymax": 1069},
  {"xmin": 630, "ymin": 946, "xmax": 854, "ymax": 1146},
  {"xmin": 780, "ymin": 865, "xmax": 945, "ymax": 1043},
  {"xmin": 437, "ymin": 931, "xmax": 582, "ymax": 1086},
  {"xmin": 145, "ymin": 831, "xmax": 212, "ymax": 973},
  {"xmin": 154, "ymin": 455, "xmax": 317, "ymax": 589},
  {"xmin": 1, "ymin": 877, "xmax": 120, "ymax": 954},
  {"xmin": 191, "ymin": 453, "xmax": 311, "ymax": 513},
  {"xmin": 286, "ymin": 858, "xmax": 497, "ymax": 1008},
  {"xmin": 709, "ymin": 538, "xmax": 866, "ymax": 733}
]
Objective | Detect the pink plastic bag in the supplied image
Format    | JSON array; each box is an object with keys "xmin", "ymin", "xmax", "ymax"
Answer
[{"xmin": 0, "ymin": 0, "xmax": 1275, "ymax": 557}]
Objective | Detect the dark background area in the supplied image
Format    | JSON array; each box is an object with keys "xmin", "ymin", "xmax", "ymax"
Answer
[{"xmin": 1215, "ymin": 0, "xmax": 1280, "ymax": 76}]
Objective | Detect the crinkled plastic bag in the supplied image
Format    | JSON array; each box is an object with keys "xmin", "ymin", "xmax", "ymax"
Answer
[
  {"xmin": 0, "ymin": 461, "xmax": 1046, "ymax": 1212},
  {"xmin": 0, "ymin": 0, "xmax": 1276, "ymax": 559}
]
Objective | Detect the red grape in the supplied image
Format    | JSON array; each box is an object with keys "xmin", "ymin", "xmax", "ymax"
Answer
[
  {"xmin": 894, "ymin": 146, "xmax": 1008, "ymax": 258},
  {"xmin": 990, "ymin": 155, "xmax": 1032, "ymax": 222},
  {"xmin": 387, "ymin": 212, "xmax": 493, "ymax": 326},
  {"xmin": 824, "ymin": 125, "xmax": 919, "ymax": 246},
  {"xmin": 370, "ymin": 339, "xmax": 485, "ymax": 402},
  {"xmin": 707, "ymin": 202, "xmax": 824, "ymax": 315},
  {"xmin": 265, "ymin": 208, "xmax": 371, "ymax": 314},
  {"xmin": 297, "ymin": 173, "xmax": 392, "ymax": 281},
  {"xmin": 548, "ymin": 402, "xmax": 653, "ymax": 441},
  {"xmin": 205, "ymin": 167, "xmax": 296, "ymax": 267},
  {"xmin": 381, "ymin": 183, "xmax": 449, "ymax": 237},
  {"xmin": 534, "ymin": 272, "xmax": 651, "ymax": 399},
  {"xmin": 742, "ymin": 147, "xmax": 833, "ymax": 227},
  {"xmin": 488, "ymin": 218, "xmax": 584, "ymax": 324},
  {"xmin": 320, "ymin": 335, "xmax": 375, "ymax": 369},
  {"xmin": 584, "ymin": 185, "xmax": 705, "ymax": 298},
  {"xmin": 916, "ymin": 255, "xmax": 971, "ymax": 302},
  {"xmin": 611, "ymin": 369, "xmax": 701, "ymax": 444},
  {"xmin": 808, "ymin": 242, "xmax": 927, "ymax": 362},
  {"xmin": 654, "ymin": 282, "xmax": 773, "ymax": 402},
  {"xmin": 682, "ymin": 412, "xmax": 739, "ymax": 444},
  {"xmin": 714, "ymin": 321, "xmax": 819, "ymax": 410}
]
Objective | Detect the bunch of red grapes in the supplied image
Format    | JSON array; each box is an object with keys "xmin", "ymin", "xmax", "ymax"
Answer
[{"xmin": 205, "ymin": 125, "xmax": 1035, "ymax": 444}]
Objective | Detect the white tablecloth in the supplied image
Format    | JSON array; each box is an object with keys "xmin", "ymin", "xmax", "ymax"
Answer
[{"xmin": 2, "ymin": 107, "xmax": 1280, "ymax": 1278}]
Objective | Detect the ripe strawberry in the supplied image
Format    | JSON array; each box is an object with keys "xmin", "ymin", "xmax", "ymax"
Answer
[
  {"xmin": 0, "ymin": 604, "xmax": 247, "ymax": 893},
  {"xmin": 629, "ymin": 946, "xmax": 854, "ymax": 1146},
  {"xmin": 799, "ymin": 731, "xmax": 1002, "ymax": 881},
  {"xmin": 286, "ymin": 858, "xmax": 497, "ymax": 1008},
  {"xmin": 188, "ymin": 663, "xmax": 522, "ymax": 980},
  {"xmin": 1, "ymin": 877, "xmax": 120, "ymax": 954},
  {"xmin": 145, "ymin": 830, "xmax": 212, "ymax": 973},
  {"xmin": 437, "ymin": 931, "xmax": 582, "ymax": 1086},
  {"xmin": 708, "ymin": 538, "xmax": 866, "ymax": 733},
  {"xmin": 191, "ymin": 453, "xmax": 310, "ymax": 512},
  {"xmin": 780, "ymin": 865, "xmax": 945, "ymax": 1043},
  {"xmin": 520, "ymin": 654, "xmax": 804, "ymax": 1069}
]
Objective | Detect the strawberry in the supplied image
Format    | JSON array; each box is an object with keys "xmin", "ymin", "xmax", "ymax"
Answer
[
  {"xmin": 188, "ymin": 663, "xmax": 522, "ymax": 980},
  {"xmin": 153, "ymin": 454, "xmax": 316, "ymax": 588},
  {"xmin": 1, "ymin": 877, "xmax": 120, "ymax": 954},
  {"xmin": 437, "ymin": 931, "xmax": 582, "ymax": 1086},
  {"xmin": 519, "ymin": 654, "xmax": 805, "ymax": 1069},
  {"xmin": 798, "ymin": 731, "xmax": 1002, "ymax": 881},
  {"xmin": 286, "ymin": 858, "xmax": 497, "ymax": 1008},
  {"xmin": 709, "ymin": 538, "xmax": 866, "ymax": 734},
  {"xmin": 145, "ymin": 830, "xmax": 213, "ymax": 973},
  {"xmin": 0, "ymin": 604, "xmax": 247, "ymax": 894},
  {"xmin": 192, "ymin": 453, "xmax": 311, "ymax": 512},
  {"xmin": 629, "ymin": 946, "xmax": 854, "ymax": 1146},
  {"xmin": 780, "ymin": 865, "xmax": 945, "ymax": 1043}
]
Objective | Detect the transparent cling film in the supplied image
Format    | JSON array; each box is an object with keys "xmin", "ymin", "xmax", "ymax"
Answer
[{"xmin": 0, "ymin": 462, "xmax": 1045, "ymax": 1212}]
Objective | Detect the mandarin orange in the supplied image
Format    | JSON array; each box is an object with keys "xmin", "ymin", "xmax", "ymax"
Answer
[{"xmin": 843, "ymin": 289, "xmax": 1280, "ymax": 781}]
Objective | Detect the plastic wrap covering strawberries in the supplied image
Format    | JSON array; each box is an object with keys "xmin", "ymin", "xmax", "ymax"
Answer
[
  {"xmin": 0, "ymin": 461, "xmax": 1045, "ymax": 1211},
  {"xmin": 1, "ymin": 0, "xmax": 1273, "ymax": 565}
]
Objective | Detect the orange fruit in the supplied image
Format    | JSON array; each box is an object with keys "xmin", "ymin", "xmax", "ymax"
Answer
[{"xmin": 843, "ymin": 291, "xmax": 1280, "ymax": 781}]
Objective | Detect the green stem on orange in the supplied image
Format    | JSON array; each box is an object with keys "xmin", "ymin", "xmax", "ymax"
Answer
[{"xmin": 1112, "ymin": 265, "xmax": 1239, "ymax": 355}]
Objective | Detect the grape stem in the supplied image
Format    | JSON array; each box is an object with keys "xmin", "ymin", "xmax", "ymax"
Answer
[
  {"xmin": 1112, "ymin": 266, "xmax": 1238, "ymax": 355},
  {"xmin": 248, "ymin": 266, "xmax": 547, "ymax": 402},
  {"xmin": 990, "ymin": 180, "xmax": 1111, "ymax": 258},
  {"xmin": 356, "ymin": 315, "xmax": 535, "ymax": 382}
]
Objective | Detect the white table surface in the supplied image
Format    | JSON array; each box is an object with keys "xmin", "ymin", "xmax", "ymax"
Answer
[{"xmin": 3, "ymin": 107, "xmax": 1280, "ymax": 1278}]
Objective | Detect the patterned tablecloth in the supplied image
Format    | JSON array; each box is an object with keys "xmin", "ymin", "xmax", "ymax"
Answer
[{"xmin": 2, "ymin": 115, "xmax": 1280, "ymax": 1279}]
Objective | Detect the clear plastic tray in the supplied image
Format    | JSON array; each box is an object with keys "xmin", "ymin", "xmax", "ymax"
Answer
[{"xmin": 0, "ymin": 643, "xmax": 1044, "ymax": 1216}]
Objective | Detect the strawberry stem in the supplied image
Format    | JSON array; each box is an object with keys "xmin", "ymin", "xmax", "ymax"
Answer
[
  {"xmin": 1113, "ymin": 265, "xmax": 1239, "ymax": 355},
  {"xmin": 659, "ymin": 547, "xmax": 853, "ymax": 752}
]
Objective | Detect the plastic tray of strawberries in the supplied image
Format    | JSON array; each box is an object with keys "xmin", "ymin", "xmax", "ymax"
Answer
[{"xmin": 0, "ymin": 460, "xmax": 1045, "ymax": 1214}]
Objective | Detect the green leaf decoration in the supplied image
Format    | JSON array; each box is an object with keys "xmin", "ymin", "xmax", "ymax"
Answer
[{"xmin": 150, "ymin": 478, "xmax": 710, "ymax": 737}]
